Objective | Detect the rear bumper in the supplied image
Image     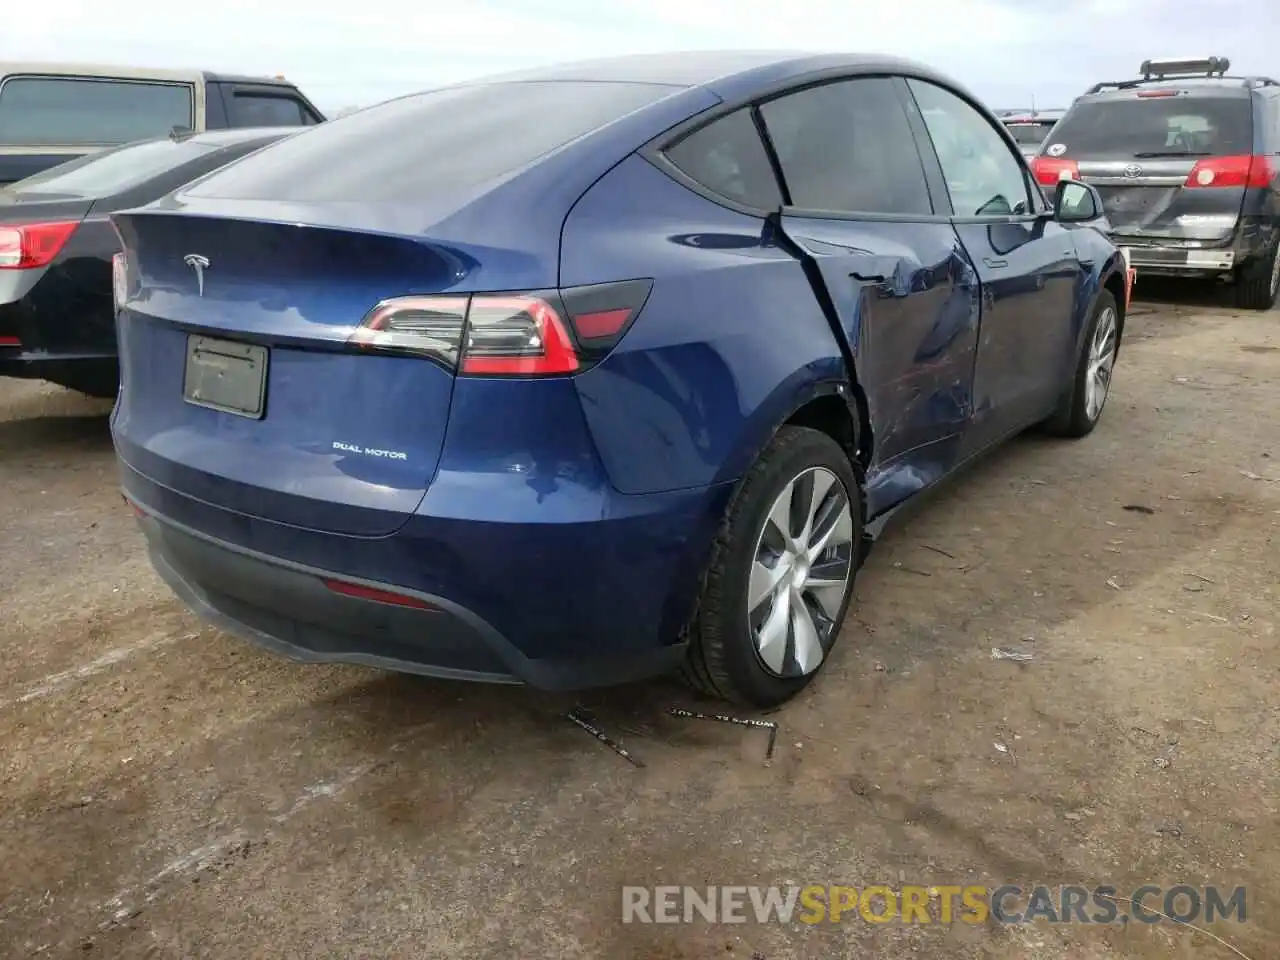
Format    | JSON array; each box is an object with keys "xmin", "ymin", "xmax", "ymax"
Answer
[
  {"xmin": 1116, "ymin": 218, "xmax": 1276, "ymax": 279},
  {"xmin": 133, "ymin": 500, "xmax": 693, "ymax": 691},
  {"xmin": 1118, "ymin": 243, "xmax": 1236, "ymax": 277}
]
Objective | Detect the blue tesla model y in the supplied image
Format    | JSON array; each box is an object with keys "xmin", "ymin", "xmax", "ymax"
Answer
[{"xmin": 110, "ymin": 52, "xmax": 1128, "ymax": 707}]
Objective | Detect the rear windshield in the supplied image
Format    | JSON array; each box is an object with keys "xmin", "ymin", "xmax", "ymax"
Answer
[
  {"xmin": 0, "ymin": 77, "xmax": 194, "ymax": 146},
  {"xmin": 7, "ymin": 138, "xmax": 224, "ymax": 197},
  {"xmin": 185, "ymin": 80, "xmax": 674, "ymax": 203},
  {"xmin": 1046, "ymin": 96, "xmax": 1252, "ymax": 158},
  {"xmin": 1005, "ymin": 121, "xmax": 1054, "ymax": 146}
]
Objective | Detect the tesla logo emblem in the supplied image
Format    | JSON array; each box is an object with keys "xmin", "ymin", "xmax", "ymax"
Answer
[
  {"xmin": 1122, "ymin": 163, "xmax": 1143, "ymax": 179},
  {"xmin": 183, "ymin": 254, "xmax": 210, "ymax": 296}
]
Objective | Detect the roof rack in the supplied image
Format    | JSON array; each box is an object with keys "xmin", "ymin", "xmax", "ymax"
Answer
[
  {"xmin": 1141, "ymin": 56, "xmax": 1230, "ymax": 79},
  {"xmin": 1085, "ymin": 71, "xmax": 1279, "ymax": 95}
]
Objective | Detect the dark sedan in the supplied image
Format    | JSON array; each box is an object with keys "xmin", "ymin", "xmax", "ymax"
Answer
[{"xmin": 0, "ymin": 127, "xmax": 298, "ymax": 396}]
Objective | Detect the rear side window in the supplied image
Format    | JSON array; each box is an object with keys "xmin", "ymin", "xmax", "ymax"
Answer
[
  {"xmin": 227, "ymin": 93, "xmax": 309, "ymax": 127},
  {"xmin": 759, "ymin": 77, "xmax": 932, "ymax": 216},
  {"xmin": 663, "ymin": 108, "xmax": 782, "ymax": 209},
  {"xmin": 0, "ymin": 77, "xmax": 194, "ymax": 146},
  {"xmin": 1046, "ymin": 96, "xmax": 1252, "ymax": 158},
  {"xmin": 186, "ymin": 81, "xmax": 673, "ymax": 202}
]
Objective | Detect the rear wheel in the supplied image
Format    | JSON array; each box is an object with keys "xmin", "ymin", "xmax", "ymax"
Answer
[
  {"xmin": 682, "ymin": 426, "xmax": 863, "ymax": 708},
  {"xmin": 1044, "ymin": 291, "xmax": 1119, "ymax": 439},
  {"xmin": 1231, "ymin": 238, "xmax": 1280, "ymax": 311}
]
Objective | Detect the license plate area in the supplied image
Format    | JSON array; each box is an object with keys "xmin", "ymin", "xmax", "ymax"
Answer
[{"xmin": 183, "ymin": 335, "xmax": 268, "ymax": 419}]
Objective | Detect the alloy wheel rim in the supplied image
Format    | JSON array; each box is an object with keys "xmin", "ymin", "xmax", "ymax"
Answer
[
  {"xmin": 1084, "ymin": 306, "xmax": 1118, "ymax": 423},
  {"xmin": 748, "ymin": 466, "xmax": 856, "ymax": 678}
]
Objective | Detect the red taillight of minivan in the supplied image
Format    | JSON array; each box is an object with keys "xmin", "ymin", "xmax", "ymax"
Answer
[
  {"xmin": 0, "ymin": 221, "xmax": 79, "ymax": 270},
  {"xmin": 1031, "ymin": 156, "xmax": 1080, "ymax": 187},
  {"xmin": 348, "ymin": 279, "xmax": 653, "ymax": 376},
  {"xmin": 1183, "ymin": 154, "xmax": 1274, "ymax": 188}
]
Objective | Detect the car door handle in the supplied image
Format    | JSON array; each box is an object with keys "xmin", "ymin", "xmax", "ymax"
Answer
[
  {"xmin": 983, "ymin": 257, "xmax": 1009, "ymax": 269},
  {"xmin": 848, "ymin": 254, "xmax": 899, "ymax": 284}
]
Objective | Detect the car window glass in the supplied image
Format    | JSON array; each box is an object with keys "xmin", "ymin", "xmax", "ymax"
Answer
[
  {"xmin": 663, "ymin": 107, "xmax": 782, "ymax": 209},
  {"xmin": 908, "ymin": 79, "xmax": 1031, "ymax": 217},
  {"xmin": 1005, "ymin": 121, "xmax": 1054, "ymax": 147},
  {"xmin": 1045, "ymin": 96, "xmax": 1252, "ymax": 158},
  {"xmin": 186, "ymin": 80, "xmax": 674, "ymax": 202},
  {"xmin": 759, "ymin": 77, "xmax": 931, "ymax": 215},
  {"xmin": 0, "ymin": 78, "xmax": 194, "ymax": 146},
  {"xmin": 229, "ymin": 94, "xmax": 306, "ymax": 127},
  {"xmin": 2, "ymin": 137, "xmax": 221, "ymax": 196}
]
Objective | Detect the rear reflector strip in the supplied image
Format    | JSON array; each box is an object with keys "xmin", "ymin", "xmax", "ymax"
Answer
[
  {"xmin": 571, "ymin": 308, "xmax": 633, "ymax": 340},
  {"xmin": 322, "ymin": 578, "xmax": 436, "ymax": 610}
]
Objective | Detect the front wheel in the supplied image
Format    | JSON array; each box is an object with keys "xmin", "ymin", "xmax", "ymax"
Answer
[
  {"xmin": 1043, "ymin": 291, "xmax": 1120, "ymax": 439},
  {"xmin": 682, "ymin": 426, "xmax": 864, "ymax": 708}
]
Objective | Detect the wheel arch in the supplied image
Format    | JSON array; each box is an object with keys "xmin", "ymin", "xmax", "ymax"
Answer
[
  {"xmin": 714, "ymin": 369, "xmax": 872, "ymax": 492},
  {"xmin": 1072, "ymin": 247, "xmax": 1127, "ymax": 360},
  {"xmin": 1100, "ymin": 261, "xmax": 1127, "ymax": 350}
]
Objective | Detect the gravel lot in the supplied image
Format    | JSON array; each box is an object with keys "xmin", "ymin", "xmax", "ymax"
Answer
[{"xmin": 1, "ymin": 286, "xmax": 1276, "ymax": 959}]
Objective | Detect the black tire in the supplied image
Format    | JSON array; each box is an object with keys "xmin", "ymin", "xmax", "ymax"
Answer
[
  {"xmin": 1231, "ymin": 239, "xmax": 1280, "ymax": 311},
  {"xmin": 1043, "ymin": 290, "xmax": 1120, "ymax": 439},
  {"xmin": 681, "ymin": 426, "xmax": 864, "ymax": 708}
]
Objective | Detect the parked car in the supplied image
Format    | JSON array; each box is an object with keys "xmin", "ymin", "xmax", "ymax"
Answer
[
  {"xmin": 1002, "ymin": 109, "xmax": 1065, "ymax": 159},
  {"xmin": 111, "ymin": 52, "xmax": 1128, "ymax": 707},
  {"xmin": 1, "ymin": 127, "xmax": 300, "ymax": 396},
  {"xmin": 1031, "ymin": 56, "xmax": 1280, "ymax": 310},
  {"xmin": 0, "ymin": 63, "xmax": 324, "ymax": 186}
]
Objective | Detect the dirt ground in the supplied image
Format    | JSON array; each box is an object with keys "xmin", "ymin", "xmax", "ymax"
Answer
[{"xmin": 0, "ymin": 284, "xmax": 1276, "ymax": 960}]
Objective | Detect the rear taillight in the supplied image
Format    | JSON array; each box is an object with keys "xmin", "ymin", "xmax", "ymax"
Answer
[
  {"xmin": 0, "ymin": 221, "xmax": 79, "ymax": 270},
  {"xmin": 112, "ymin": 252, "xmax": 128, "ymax": 308},
  {"xmin": 350, "ymin": 295, "xmax": 468, "ymax": 365},
  {"xmin": 1183, "ymin": 155, "xmax": 1274, "ymax": 188},
  {"xmin": 462, "ymin": 295, "xmax": 580, "ymax": 375},
  {"xmin": 348, "ymin": 279, "xmax": 652, "ymax": 377},
  {"xmin": 1031, "ymin": 156, "xmax": 1080, "ymax": 186}
]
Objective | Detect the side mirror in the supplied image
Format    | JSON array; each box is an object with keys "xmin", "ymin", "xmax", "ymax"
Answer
[{"xmin": 1053, "ymin": 179, "xmax": 1103, "ymax": 223}]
